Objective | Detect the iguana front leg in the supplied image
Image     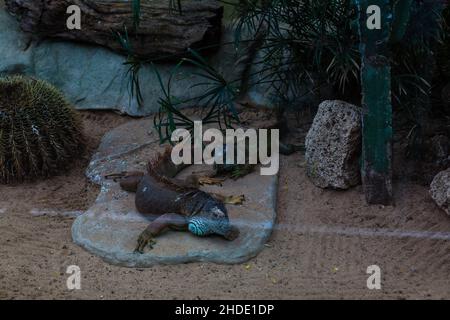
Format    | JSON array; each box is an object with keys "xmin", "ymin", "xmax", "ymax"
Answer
[
  {"xmin": 105, "ymin": 171, "xmax": 145, "ymax": 192},
  {"xmin": 134, "ymin": 213, "xmax": 188, "ymax": 254}
]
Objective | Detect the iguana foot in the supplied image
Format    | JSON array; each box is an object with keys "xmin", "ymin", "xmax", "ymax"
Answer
[
  {"xmin": 134, "ymin": 229, "xmax": 157, "ymax": 254},
  {"xmin": 223, "ymin": 195, "xmax": 246, "ymax": 205},
  {"xmin": 198, "ymin": 176, "xmax": 224, "ymax": 186}
]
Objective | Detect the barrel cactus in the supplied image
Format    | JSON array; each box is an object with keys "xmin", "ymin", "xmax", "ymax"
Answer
[{"xmin": 0, "ymin": 75, "xmax": 85, "ymax": 183}]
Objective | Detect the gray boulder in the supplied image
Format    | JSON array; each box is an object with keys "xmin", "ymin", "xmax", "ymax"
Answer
[
  {"xmin": 305, "ymin": 100, "xmax": 362, "ymax": 189},
  {"xmin": 430, "ymin": 168, "xmax": 450, "ymax": 216}
]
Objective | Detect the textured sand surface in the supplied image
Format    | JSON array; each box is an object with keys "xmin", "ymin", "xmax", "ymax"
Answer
[{"xmin": 0, "ymin": 110, "xmax": 449, "ymax": 299}]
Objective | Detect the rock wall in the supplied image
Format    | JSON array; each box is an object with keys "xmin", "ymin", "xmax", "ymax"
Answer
[
  {"xmin": 5, "ymin": 0, "xmax": 223, "ymax": 59},
  {"xmin": 0, "ymin": 0, "xmax": 264, "ymax": 116}
]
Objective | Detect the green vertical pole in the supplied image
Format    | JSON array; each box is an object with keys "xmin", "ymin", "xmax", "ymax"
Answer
[
  {"xmin": 356, "ymin": 0, "xmax": 394, "ymax": 205},
  {"xmin": 390, "ymin": 0, "xmax": 413, "ymax": 43}
]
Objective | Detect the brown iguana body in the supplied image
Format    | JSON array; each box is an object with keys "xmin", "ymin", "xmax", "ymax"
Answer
[
  {"xmin": 108, "ymin": 148, "xmax": 240, "ymax": 253},
  {"xmin": 109, "ymin": 126, "xmax": 302, "ymax": 253}
]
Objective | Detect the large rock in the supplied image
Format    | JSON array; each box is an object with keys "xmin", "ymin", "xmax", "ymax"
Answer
[
  {"xmin": 305, "ymin": 100, "xmax": 362, "ymax": 189},
  {"xmin": 430, "ymin": 168, "xmax": 450, "ymax": 216},
  {"xmin": 0, "ymin": 1, "xmax": 254, "ymax": 116},
  {"xmin": 72, "ymin": 119, "xmax": 278, "ymax": 267}
]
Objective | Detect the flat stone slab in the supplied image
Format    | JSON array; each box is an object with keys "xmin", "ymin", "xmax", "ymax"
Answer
[{"xmin": 72, "ymin": 119, "xmax": 278, "ymax": 267}]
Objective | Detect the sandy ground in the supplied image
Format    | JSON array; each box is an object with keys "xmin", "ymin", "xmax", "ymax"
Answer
[{"xmin": 0, "ymin": 110, "xmax": 449, "ymax": 300}]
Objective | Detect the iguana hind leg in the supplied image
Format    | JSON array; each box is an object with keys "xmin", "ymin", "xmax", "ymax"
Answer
[
  {"xmin": 134, "ymin": 213, "xmax": 188, "ymax": 254},
  {"xmin": 105, "ymin": 171, "xmax": 145, "ymax": 192}
]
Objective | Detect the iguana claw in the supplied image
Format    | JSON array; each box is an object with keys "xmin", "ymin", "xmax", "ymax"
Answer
[
  {"xmin": 134, "ymin": 229, "xmax": 157, "ymax": 254},
  {"xmin": 198, "ymin": 176, "xmax": 225, "ymax": 186},
  {"xmin": 223, "ymin": 195, "xmax": 246, "ymax": 205}
]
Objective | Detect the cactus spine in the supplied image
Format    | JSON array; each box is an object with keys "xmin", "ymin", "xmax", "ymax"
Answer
[{"xmin": 0, "ymin": 76, "xmax": 85, "ymax": 183}]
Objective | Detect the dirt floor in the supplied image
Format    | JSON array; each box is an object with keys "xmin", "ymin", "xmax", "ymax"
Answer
[{"xmin": 0, "ymin": 110, "xmax": 449, "ymax": 300}]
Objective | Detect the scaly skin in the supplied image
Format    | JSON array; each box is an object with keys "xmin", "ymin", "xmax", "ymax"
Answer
[
  {"xmin": 110, "ymin": 150, "xmax": 240, "ymax": 254},
  {"xmin": 109, "ymin": 132, "xmax": 302, "ymax": 253}
]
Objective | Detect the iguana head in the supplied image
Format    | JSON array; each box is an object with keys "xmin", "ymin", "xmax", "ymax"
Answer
[{"xmin": 188, "ymin": 200, "xmax": 239, "ymax": 241}]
